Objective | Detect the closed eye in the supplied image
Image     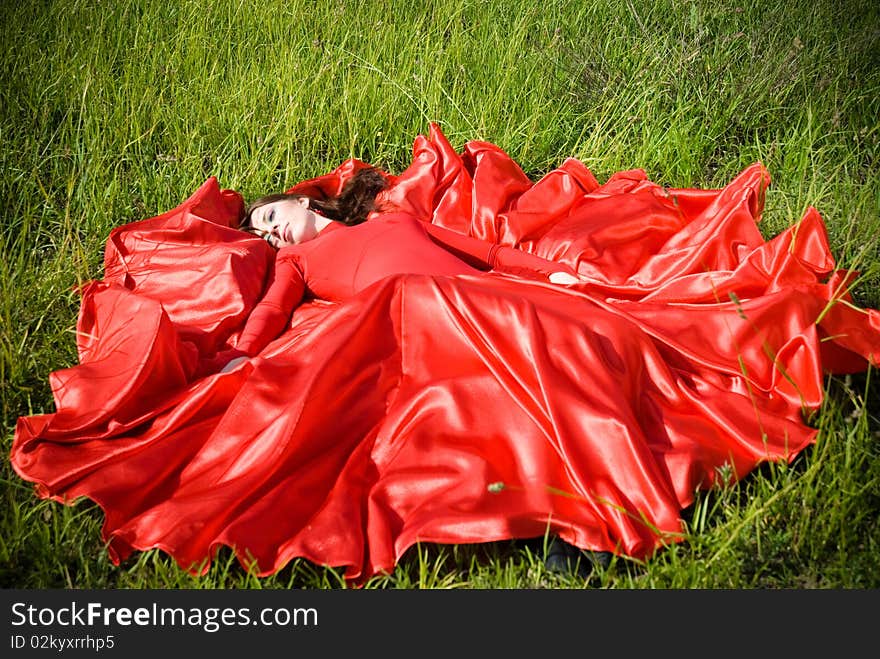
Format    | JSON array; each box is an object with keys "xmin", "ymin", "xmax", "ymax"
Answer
[{"xmin": 243, "ymin": 227, "xmax": 275, "ymax": 245}]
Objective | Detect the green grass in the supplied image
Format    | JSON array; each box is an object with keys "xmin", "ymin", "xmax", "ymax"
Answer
[{"xmin": 1, "ymin": 0, "xmax": 878, "ymax": 589}]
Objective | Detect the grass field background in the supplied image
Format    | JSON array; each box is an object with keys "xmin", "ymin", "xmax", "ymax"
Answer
[{"xmin": 1, "ymin": 0, "xmax": 878, "ymax": 588}]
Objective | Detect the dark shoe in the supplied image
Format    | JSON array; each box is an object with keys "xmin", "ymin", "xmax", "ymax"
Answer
[{"xmin": 544, "ymin": 537, "xmax": 612, "ymax": 579}]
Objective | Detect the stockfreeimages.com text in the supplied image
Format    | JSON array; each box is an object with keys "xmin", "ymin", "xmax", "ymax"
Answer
[{"xmin": 11, "ymin": 601, "xmax": 317, "ymax": 633}]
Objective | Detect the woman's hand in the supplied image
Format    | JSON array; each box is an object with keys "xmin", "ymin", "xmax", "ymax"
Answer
[
  {"xmin": 220, "ymin": 356, "xmax": 249, "ymax": 373},
  {"xmin": 548, "ymin": 271, "xmax": 582, "ymax": 285}
]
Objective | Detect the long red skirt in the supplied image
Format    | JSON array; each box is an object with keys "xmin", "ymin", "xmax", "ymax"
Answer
[{"xmin": 11, "ymin": 124, "xmax": 880, "ymax": 583}]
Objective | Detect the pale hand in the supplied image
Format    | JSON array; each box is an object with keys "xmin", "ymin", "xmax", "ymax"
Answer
[
  {"xmin": 220, "ymin": 356, "xmax": 249, "ymax": 373},
  {"xmin": 548, "ymin": 272, "xmax": 581, "ymax": 285}
]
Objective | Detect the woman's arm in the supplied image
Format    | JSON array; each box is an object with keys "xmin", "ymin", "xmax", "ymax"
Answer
[
  {"xmin": 197, "ymin": 253, "xmax": 306, "ymax": 375},
  {"xmin": 422, "ymin": 222, "xmax": 580, "ymax": 281},
  {"xmin": 235, "ymin": 254, "xmax": 306, "ymax": 355}
]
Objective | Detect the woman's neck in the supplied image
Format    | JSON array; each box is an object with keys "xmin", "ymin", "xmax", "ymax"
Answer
[{"xmin": 313, "ymin": 212, "xmax": 335, "ymax": 234}]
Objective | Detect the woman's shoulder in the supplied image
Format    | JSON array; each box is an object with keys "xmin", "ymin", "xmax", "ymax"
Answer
[
  {"xmin": 365, "ymin": 211, "xmax": 430, "ymax": 236},
  {"xmin": 276, "ymin": 244, "xmax": 305, "ymax": 262},
  {"xmin": 374, "ymin": 210, "xmax": 420, "ymax": 224}
]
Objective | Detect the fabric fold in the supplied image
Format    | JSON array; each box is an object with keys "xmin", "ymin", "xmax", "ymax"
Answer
[{"xmin": 11, "ymin": 123, "xmax": 880, "ymax": 584}]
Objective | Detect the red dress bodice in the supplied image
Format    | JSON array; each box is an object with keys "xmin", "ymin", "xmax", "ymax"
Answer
[{"xmin": 223, "ymin": 211, "xmax": 576, "ymax": 363}]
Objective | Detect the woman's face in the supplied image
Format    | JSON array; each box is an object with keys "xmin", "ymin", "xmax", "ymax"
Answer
[{"xmin": 248, "ymin": 197, "xmax": 321, "ymax": 247}]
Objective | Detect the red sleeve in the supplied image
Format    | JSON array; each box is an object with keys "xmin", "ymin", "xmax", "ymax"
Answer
[
  {"xmin": 196, "ymin": 253, "xmax": 305, "ymax": 377},
  {"xmin": 422, "ymin": 222, "xmax": 495, "ymax": 268},
  {"xmin": 236, "ymin": 252, "xmax": 306, "ymax": 355},
  {"xmin": 422, "ymin": 222, "xmax": 577, "ymax": 280}
]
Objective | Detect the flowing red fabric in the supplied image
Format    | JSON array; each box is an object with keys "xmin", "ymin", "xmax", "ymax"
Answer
[{"xmin": 11, "ymin": 124, "xmax": 880, "ymax": 583}]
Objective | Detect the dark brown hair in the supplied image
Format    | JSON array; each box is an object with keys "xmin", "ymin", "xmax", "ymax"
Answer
[{"xmin": 242, "ymin": 166, "xmax": 390, "ymax": 231}]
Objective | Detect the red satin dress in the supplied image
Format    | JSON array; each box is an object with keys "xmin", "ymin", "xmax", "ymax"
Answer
[
  {"xmin": 202, "ymin": 212, "xmax": 580, "ymax": 372},
  {"xmin": 11, "ymin": 124, "xmax": 880, "ymax": 584}
]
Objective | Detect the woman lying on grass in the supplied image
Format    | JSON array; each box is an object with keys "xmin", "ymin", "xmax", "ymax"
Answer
[{"xmin": 12, "ymin": 124, "xmax": 880, "ymax": 585}]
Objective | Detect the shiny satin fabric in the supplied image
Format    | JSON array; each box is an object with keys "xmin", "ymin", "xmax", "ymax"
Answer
[{"xmin": 11, "ymin": 124, "xmax": 880, "ymax": 584}]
